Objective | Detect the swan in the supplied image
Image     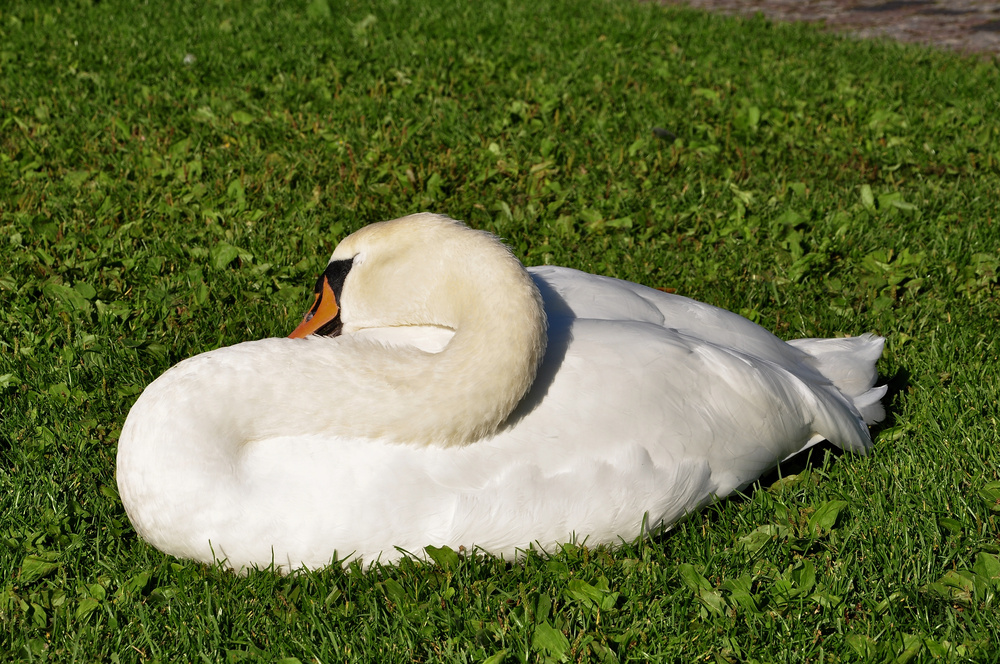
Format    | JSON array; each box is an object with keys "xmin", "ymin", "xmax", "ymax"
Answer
[{"xmin": 117, "ymin": 213, "xmax": 886, "ymax": 572}]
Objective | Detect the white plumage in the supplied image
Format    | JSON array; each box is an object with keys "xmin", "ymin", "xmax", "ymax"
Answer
[{"xmin": 117, "ymin": 213, "xmax": 885, "ymax": 572}]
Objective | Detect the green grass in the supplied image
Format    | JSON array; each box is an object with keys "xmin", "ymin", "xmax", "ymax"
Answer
[{"xmin": 2, "ymin": 0, "xmax": 999, "ymax": 661}]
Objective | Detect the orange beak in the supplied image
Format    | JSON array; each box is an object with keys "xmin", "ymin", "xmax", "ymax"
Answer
[{"xmin": 289, "ymin": 276, "xmax": 340, "ymax": 338}]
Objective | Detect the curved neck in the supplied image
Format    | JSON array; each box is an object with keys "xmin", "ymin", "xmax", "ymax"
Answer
[
  {"xmin": 420, "ymin": 263, "xmax": 547, "ymax": 443},
  {"xmin": 334, "ymin": 249, "xmax": 547, "ymax": 445},
  {"xmin": 320, "ymin": 221, "xmax": 549, "ymax": 446}
]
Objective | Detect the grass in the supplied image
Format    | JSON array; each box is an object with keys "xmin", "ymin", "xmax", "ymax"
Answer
[{"xmin": 1, "ymin": 0, "xmax": 999, "ymax": 660}]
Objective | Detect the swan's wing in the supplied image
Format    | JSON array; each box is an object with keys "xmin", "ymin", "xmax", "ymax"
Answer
[
  {"xmin": 530, "ymin": 265, "xmax": 885, "ymax": 427},
  {"xmin": 530, "ymin": 265, "xmax": 814, "ymax": 370},
  {"xmin": 514, "ymin": 315, "xmax": 873, "ymax": 483}
]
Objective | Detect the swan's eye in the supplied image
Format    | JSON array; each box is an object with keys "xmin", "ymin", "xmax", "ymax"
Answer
[{"xmin": 323, "ymin": 259, "xmax": 354, "ymax": 298}]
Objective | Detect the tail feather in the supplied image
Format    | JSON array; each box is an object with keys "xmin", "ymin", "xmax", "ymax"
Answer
[
  {"xmin": 787, "ymin": 333, "xmax": 886, "ymax": 426},
  {"xmin": 852, "ymin": 384, "xmax": 888, "ymax": 425}
]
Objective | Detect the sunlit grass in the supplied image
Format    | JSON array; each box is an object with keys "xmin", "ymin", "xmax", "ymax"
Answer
[{"xmin": 1, "ymin": 0, "xmax": 999, "ymax": 661}]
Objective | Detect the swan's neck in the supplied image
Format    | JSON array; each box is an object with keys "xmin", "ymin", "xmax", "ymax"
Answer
[
  {"xmin": 338, "ymin": 249, "xmax": 547, "ymax": 446},
  {"xmin": 419, "ymin": 266, "xmax": 547, "ymax": 444}
]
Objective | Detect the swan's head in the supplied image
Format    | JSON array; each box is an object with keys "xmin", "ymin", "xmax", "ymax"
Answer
[
  {"xmin": 290, "ymin": 213, "xmax": 545, "ymax": 343},
  {"xmin": 286, "ymin": 213, "xmax": 546, "ymax": 445}
]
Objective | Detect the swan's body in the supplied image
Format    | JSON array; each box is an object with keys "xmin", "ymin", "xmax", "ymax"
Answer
[{"xmin": 117, "ymin": 213, "xmax": 885, "ymax": 572}]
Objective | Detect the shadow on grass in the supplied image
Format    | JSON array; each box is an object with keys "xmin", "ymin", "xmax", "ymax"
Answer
[{"xmin": 871, "ymin": 367, "xmax": 912, "ymax": 437}]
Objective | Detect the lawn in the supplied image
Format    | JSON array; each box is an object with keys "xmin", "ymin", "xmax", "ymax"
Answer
[{"xmin": 1, "ymin": 0, "xmax": 999, "ymax": 661}]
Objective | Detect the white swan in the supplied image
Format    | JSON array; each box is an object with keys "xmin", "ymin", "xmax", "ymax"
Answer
[{"xmin": 117, "ymin": 213, "xmax": 886, "ymax": 572}]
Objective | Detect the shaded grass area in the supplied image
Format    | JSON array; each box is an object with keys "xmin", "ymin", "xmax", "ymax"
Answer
[{"xmin": 1, "ymin": 0, "xmax": 999, "ymax": 661}]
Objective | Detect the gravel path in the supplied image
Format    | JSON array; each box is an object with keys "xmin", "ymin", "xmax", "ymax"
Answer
[{"xmin": 657, "ymin": 0, "xmax": 1000, "ymax": 56}]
